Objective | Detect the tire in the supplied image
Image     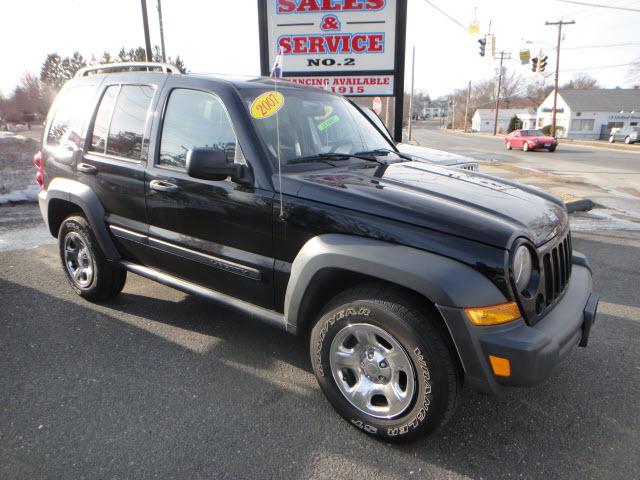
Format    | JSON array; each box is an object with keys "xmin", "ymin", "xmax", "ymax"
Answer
[
  {"xmin": 609, "ymin": 136, "xmax": 615, "ymax": 143},
  {"xmin": 310, "ymin": 284, "xmax": 461, "ymax": 442},
  {"xmin": 523, "ymin": 142, "xmax": 529, "ymax": 152},
  {"xmin": 58, "ymin": 215, "xmax": 126, "ymax": 302},
  {"xmin": 506, "ymin": 141, "xmax": 512, "ymax": 150},
  {"xmin": 625, "ymin": 136, "xmax": 631, "ymax": 144},
  {"xmin": 548, "ymin": 146, "xmax": 556, "ymax": 152}
]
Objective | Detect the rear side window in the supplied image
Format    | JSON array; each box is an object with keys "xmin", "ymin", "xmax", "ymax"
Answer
[
  {"xmin": 46, "ymin": 85, "xmax": 96, "ymax": 148},
  {"xmin": 89, "ymin": 84, "xmax": 154, "ymax": 161},
  {"xmin": 158, "ymin": 89, "xmax": 240, "ymax": 169}
]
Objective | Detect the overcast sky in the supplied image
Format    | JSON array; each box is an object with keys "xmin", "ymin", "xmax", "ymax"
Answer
[{"xmin": 2, "ymin": 0, "xmax": 638, "ymax": 98}]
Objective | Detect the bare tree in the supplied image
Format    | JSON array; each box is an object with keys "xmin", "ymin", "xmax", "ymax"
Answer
[{"xmin": 562, "ymin": 73, "xmax": 600, "ymax": 89}]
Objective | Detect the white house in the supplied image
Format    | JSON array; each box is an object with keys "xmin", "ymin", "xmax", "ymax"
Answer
[
  {"xmin": 536, "ymin": 89, "xmax": 640, "ymax": 140},
  {"xmin": 471, "ymin": 109, "xmax": 531, "ymax": 133}
]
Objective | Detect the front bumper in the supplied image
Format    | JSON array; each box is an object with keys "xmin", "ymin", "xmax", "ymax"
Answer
[{"xmin": 438, "ymin": 256, "xmax": 598, "ymax": 394}]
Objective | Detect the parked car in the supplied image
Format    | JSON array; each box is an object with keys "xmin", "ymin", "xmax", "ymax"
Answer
[
  {"xmin": 358, "ymin": 107, "xmax": 478, "ymax": 171},
  {"xmin": 36, "ymin": 63, "xmax": 598, "ymax": 442},
  {"xmin": 505, "ymin": 129, "xmax": 558, "ymax": 152},
  {"xmin": 608, "ymin": 127, "xmax": 640, "ymax": 144}
]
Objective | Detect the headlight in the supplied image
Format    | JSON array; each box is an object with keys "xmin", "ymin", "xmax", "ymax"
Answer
[{"xmin": 512, "ymin": 245, "xmax": 533, "ymax": 293}]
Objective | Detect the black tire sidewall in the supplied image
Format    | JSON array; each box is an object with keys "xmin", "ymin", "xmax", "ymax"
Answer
[{"xmin": 310, "ymin": 298, "xmax": 452, "ymax": 441}]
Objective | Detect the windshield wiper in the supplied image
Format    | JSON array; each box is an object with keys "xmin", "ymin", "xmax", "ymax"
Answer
[
  {"xmin": 288, "ymin": 152, "xmax": 381, "ymax": 165},
  {"xmin": 354, "ymin": 148, "xmax": 412, "ymax": 161}
]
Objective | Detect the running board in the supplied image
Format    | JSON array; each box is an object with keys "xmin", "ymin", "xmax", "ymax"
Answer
[{"xmin": 117, "ymin": 261, "xmax": 288, "ymax": 332}]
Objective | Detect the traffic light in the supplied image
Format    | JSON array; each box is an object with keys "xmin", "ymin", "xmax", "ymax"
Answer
[
  {"xmin": 539, "ymin": 55, "xmax": 548, "ymax": 72},
  {"xmin": 531, "ymin": 57, "xmax": 539, "ymax": 72},
  {"xmin": 478, "ymin": 37, "xmax": 486, "ymax": 57}
]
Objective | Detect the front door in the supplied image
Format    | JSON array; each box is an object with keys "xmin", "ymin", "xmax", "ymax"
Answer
[{"xmin": 145, "ymin": 84, "xmax": 274, "ymax": 308}]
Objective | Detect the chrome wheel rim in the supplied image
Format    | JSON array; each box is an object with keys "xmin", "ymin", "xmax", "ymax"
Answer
[
  {"xmin": 329, "ymin": 323, "xmax": 416, "ymax": 419},
  {"xmin": 63, "ymin": 232, "xmax": 94, "ymax": 288}
]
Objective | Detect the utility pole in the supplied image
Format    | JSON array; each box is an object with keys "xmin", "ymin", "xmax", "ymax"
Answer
[
  {"xmin": 408, "ymin": 46, "xmax": 415, "ymax": 141},
  {"xmin": 546, "ymin": 19, "xmax": 575, "ymax": 138},
  {"xmin": 464, "ymin": 80, "xmax": 471, "ymax": 133},
  {"xmin": 140, "ymin": 0, "xmax": 153, "ymax": 62},
  {"xmin": 157, "ymin": 0, "xmax": 167, "ymax": 63},
  {"xmin": 492, "ymin": 51, "xmax": 510, "ymax": 136}
]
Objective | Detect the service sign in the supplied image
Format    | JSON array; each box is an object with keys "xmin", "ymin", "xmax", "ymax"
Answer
[{"xmin": 259, "ymin": 0, "xmax": 404, "ymax": 97}]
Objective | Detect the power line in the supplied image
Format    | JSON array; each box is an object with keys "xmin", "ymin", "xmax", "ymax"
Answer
[
  {"xmin": 561, "ymin": 62, "xmax": 634, "ymax": 72},
  {"xmin": 555, "ymin": 0, "xmax": 640, "ymax": 12},
  {"xmin": 422, "ymin": 0, "xmax": 468, "ymax": 31},
  {"xmin": 564, "ymin": 42, "xmax": 640, "ymax": 49}
]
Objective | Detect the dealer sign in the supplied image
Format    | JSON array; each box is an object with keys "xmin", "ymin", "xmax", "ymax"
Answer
[{"xmin": 258, "ymin": 0, "xmax": 406, "ymax": 97}]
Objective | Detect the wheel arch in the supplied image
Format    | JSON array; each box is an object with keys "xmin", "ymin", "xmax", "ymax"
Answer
[
  {"xmin": 43, "ymin": 178, "xmax": 121, "ymax": 260},
  {"xmin": 284, "ymin": 234, "xmax": 507, "ymax": 336}
]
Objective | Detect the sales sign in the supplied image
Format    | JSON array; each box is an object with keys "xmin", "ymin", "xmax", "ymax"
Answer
[{"xmin": 258, "ymin": 0, "xmax": 407, "ymax": 98}]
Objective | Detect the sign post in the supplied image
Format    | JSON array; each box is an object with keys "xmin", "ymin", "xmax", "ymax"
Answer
[{"xmin": 258, "ymin": 0, "xmax": 408, "ymax": 141}]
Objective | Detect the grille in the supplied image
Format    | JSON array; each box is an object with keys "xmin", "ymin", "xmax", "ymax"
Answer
[
  {"xmin": 457, "ymin": 163, "xmax": 477, "ymax": 172},
  {"xmin": 541, "ymin": 232, "xmax": 572, "ymax": 307}
]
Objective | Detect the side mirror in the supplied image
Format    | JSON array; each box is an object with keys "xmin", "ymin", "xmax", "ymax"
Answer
[{"xmin": 186, "ymin": 147, "xmax": 245, "ymax": 182}]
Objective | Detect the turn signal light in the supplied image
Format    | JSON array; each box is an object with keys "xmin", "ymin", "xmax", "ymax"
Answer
[
  {"xmin": 489, "ymin": 355, "xmax": 511, "ymax": 377},
  {"xmin": 465, "ymin": 302, "xmax": 521, "ymax": 326}
]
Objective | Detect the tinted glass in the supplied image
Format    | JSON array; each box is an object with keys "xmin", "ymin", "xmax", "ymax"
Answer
[
  {"xmin": 240, "ymin": 87, "xmax": 393, "ymax": 168},
  {"xmin": 46, "ymin": 85, "xmax": 96, "ymax": 148},
  {"xmin": 90, "ymin": 85, "xmax": 118, "ymax": 153},
  {"xmin": 159, "ymin": 89, "xmax": 238, "ymax": 169},
  {"xmin": 107, "ymin": 85, "xmax": 154, "ymax": 160}
]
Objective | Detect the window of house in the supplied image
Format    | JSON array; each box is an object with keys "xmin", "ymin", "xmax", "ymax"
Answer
[
  {"xmin": 570, "ymin": 119, "xmax": 595, "ymax": 131},
  {"xmin": 159, "ymin": 89, "xmax": 241, "ymax": 169},
  {"xmin": 46, "ymin": 85, "xmax": 96, "ymax": 148}
]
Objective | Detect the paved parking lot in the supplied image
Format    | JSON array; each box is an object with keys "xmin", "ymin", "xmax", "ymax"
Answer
[{"xmin": 1, "ymin": 227, "xmax": 639, "ymax": 479}]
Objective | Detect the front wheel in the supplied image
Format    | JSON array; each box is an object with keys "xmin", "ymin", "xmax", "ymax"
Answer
[
  {"xmin": 609, "ymin": 136, "xmax": 615, "ymax": 143},
  {"xmin": 506, "ymin": 141, "xmax": 512, "ymax": 150},
  {"xmin": 548, "ymin": 145, "xmax": 556, "ymax": 152},
  {"xmin": 523, "ymin": 142, "xmax": 529, "ymax": 152},
  {"xmin": 310, "ymin": 285, "xmax": 461, "ymax": 442},
  {"xmin": 625, "ymin": 136, "xmax": 631, "ymax": 144},
  {"xmin": 58, "ymin": 215, "xmax": 126, "ymax": 301}
]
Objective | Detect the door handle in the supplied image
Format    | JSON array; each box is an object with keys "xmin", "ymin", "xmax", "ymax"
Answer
[
  {"xmin": 150, "ymin": 179, "xmax": 180, "ymax": 193},
  {"xmin": 77, "ymin": 163, "xmax": 97, "ymax": 174}
]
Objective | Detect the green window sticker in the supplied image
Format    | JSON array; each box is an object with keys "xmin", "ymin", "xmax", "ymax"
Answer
[{"xmin": 317, "ymin": 114, "xmax": 340, "ymax": 131}]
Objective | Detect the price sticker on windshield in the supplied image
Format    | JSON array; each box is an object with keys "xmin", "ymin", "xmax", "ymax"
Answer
[{"xmin": 250, "ymin": 91, "xmax": 284, "ymax": 119}]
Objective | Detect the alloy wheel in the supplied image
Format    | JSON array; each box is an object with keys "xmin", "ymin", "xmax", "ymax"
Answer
[{"xmin": 63, "ymin": 232, "xmax": 95, "ymax": 288}]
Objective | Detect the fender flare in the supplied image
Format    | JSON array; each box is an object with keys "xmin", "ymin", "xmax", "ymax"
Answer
[
  {"xmin": 284, "ymin": 234, "xmax": 507, "ymax": 331},
  {"xmin": 44, "ymin": 177, "xmax": 121, "ymax": 260}
]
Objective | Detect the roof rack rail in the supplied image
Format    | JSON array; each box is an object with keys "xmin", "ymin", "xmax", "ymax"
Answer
[{"xmin": 74, "ymin": 62, "xmax": 181, "ymax": 77}]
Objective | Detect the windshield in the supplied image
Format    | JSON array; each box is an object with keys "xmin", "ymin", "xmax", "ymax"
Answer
[
  {"xmin": 523, "ymin": 130, "xmax": 544, "ymax": 136},
  {"xmin": 240, "ymin": 86, "xmax": 394, "ymax": 168}
]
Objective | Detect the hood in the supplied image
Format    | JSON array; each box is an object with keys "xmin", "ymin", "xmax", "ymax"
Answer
[
  {"xmin": 529, "ymin": 135, "xmax": 556, "ymax": 143},
  {"xmin": 396, "ymin": 143, "xmax": 477, "ymax": 166},
  {"xmin": 280, "ymin": 161, "xmax": 567, "ymax": 248}
]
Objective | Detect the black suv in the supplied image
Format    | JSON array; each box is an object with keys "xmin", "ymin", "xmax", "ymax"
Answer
[{"xmin": 36, "ymin": 63, "xmax": 598, "ymax": 442}]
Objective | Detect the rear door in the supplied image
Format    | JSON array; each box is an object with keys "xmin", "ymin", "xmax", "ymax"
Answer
[
  {"xmin": 82, "ymin": 80, "xmax": 163, "ymax": 262},
  {"xmin": 144, "ymin": 80, "xmax": 275, "ymax": 308}
]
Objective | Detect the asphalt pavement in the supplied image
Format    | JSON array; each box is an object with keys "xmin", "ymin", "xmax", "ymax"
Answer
[{"xmin": 1, "ymin": 206, "xmax": 639, "ymax": 479}]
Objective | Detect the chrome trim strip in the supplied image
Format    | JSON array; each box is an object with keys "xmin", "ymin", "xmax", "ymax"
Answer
[
  {"xmin": 148, "ymin": 237, "xmax": 262, "ymax": 281},
  {"xmin": 117, "ymin": 261, "xmax": 286, "ymax": 331},
  {"xmin": 109, "ymin": 225, "xmax": 147, "ymax": 243}
]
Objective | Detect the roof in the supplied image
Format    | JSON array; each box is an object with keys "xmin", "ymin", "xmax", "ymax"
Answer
[
  {"xmin": 474, "ymin": 108, "xmax": 531, "ymax": 120},
  {"xmin": 557, "ymin": 89, "xmax": 640, "ymax": 112}
]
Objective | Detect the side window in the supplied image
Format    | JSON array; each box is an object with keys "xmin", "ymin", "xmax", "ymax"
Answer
[
  {"xmin": 90, "ymin": 85, "xmax": 119, "ymax": 153},
  {"xmin": 46, "ymin": 85, "xmax": 96, "ymax": 149},
  {"xmin": 106, "ymin": 85, "xmax": 154, "ymax": 161},
  {"xmin": 159, "ymin": 89, "xmax": 240, "ymax": 169}
]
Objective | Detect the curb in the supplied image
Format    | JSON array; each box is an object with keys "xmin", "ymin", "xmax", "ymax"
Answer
[{"xmin": 565, "ymin": 199, "xmax": 595, "ymax": 213}]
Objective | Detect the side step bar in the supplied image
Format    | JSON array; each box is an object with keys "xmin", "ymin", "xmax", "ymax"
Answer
[{"xmin": 116, "ymin": 261, "xmax": 289, "ymax": 333}]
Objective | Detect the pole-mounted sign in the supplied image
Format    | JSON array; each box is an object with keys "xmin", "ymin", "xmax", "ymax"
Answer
[{"xmin": 258, "ymin": 0, "xmax": 408, "ymax": 141}]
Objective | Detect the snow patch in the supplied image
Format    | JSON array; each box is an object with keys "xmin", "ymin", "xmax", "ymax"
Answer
[{"xmin": 0, "ymin": 184, "xmax": 40, "ymax": 204}]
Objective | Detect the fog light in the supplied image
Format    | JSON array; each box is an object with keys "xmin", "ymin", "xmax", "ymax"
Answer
[
  {"xmin": 489, "ymin": 355, "xmax": 511, "ymax": 377},
  {"xmin": 465, "ymin": 302, "xmax": 521, "ymax": 326}
]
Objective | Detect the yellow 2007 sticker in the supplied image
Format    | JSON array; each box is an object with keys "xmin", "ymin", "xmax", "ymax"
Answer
[{"xmin": 250, "ymin": 91, "xmax": 284, "ymax": 119}]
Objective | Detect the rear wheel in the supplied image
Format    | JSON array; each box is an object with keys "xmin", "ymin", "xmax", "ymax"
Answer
[
  {"xmin": 310, "ymin": 284, "xmax": 461, "ymax": 442},
  {"xmin": 506, "ymin": 141, "xmax": 512, "ymax": 150},
  {"xmin": 523, "ymin": 142, "xmax": 529, "ymax": 152},
  {"xmin": 609, "ymin": 136, "xmax": 615, "ymax": 143},
  {"xmin": 58, "ymin": 216, "xmax": 126, "ymax": 301}
]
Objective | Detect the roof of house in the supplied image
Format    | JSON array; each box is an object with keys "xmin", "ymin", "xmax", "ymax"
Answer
[
  {"xmin": 557, "ymin": 89, "xmax": 640, "ymax": 112},
  {"xmin": 473, "ymin": 108, "xmax": 531, "ymax": 120}
]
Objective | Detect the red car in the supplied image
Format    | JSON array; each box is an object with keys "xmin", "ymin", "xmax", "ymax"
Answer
[{"xmin": 505, "ymin": 129, "xmax": 558, "ymax": 152}]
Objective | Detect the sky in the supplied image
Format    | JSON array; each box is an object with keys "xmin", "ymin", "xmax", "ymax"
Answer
[{"xmin": 1, "ymin": 0, "xmax": 639, "ymax": 99}]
